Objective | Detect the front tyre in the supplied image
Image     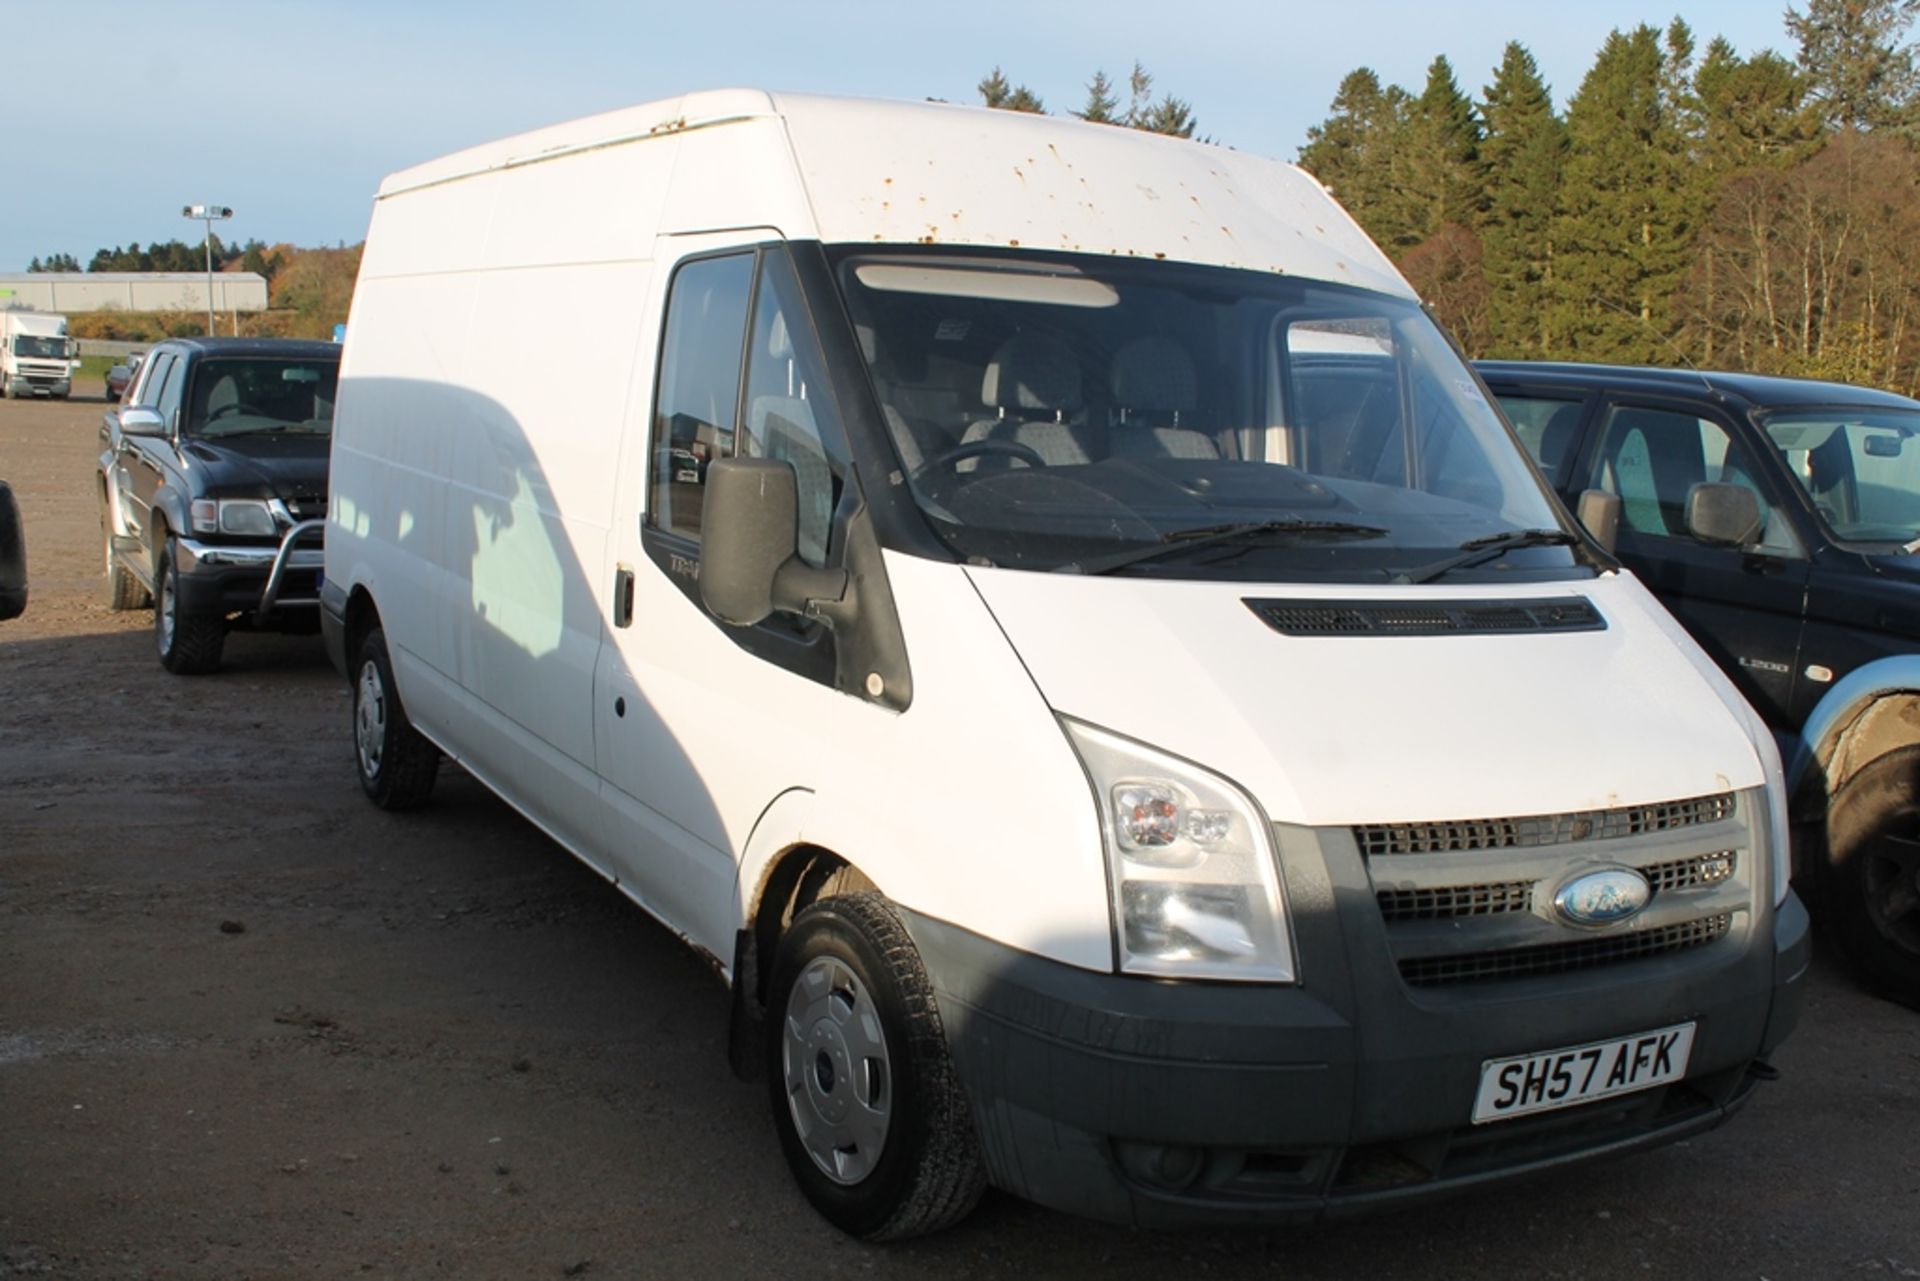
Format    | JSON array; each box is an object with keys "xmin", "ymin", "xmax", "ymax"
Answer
[
  {"xmin": 353, "ymin": 626, "xmax": 439, "ymax": 809},
  {"xmin": 766, "ymin": 893, "xmax": 984, "ymax": 1240},
  {"xmin": 155, "ymin": 537, "xmax": 224, "ymax": 674},
  {"xmin": 1825, "ymin": 744, "xmax": 1920, "ymax": 1008},
  {"xmin": 102, "ymin": 500, "xmax": 150, "ymax": 610}
]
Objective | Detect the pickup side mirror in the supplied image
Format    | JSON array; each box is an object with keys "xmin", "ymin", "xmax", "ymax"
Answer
[
  {"xmin": 699, "ymin": 458, "xmax": 849, "ymax": 627},
  {"xmin": 1686, "ymin": 482, "xmax": 1764, "ymax": 547},
  {"xmin": 1576, "ymin": 489, "xmax": 1621, "ymax": 554},
  {"xmin": 118, "ymin": 406, "xmax": 168, "ymax": 438},
  {"xmin": 0, "ymin": 480, "xmax": 27, "ymax": 622}
]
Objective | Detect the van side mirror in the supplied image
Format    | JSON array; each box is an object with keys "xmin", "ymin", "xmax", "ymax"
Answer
[
  {"xmin": 700, "ymin": 458, "xmax": 849, "ymax": 626},
  {"xmin": 1576, "ymin": 489, "xmax": 1621, "ymax": 554},
  {"xmin": 1686, "ymin": 482, "xmax": 1763, "ymax": 547},
  {"xmin": 118, "ymin": 407, "xmax": 167, "ymax": 438}
]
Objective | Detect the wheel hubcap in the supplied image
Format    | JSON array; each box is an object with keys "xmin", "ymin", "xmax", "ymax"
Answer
[
  {"xmin": 782, "ymin": 955, "xmax": 891, "ymax": 1186},
  {"xmin": 157, "ymin": 564, "xmax": 176, "ymax": 653},
  {"xmin": 356, "ymin": 660, "xmax": 387, "ymax": 779}
]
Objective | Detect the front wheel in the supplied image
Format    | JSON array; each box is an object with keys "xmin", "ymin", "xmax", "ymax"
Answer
[
  {"xmin": 102, "ymin": 499, "xmax": 149, "ymax": 610},
  {"xmin": 766, "ymin": 893, "xmax": 984, "ymax": 1240},
  {"xmin": 1824, "ymin": 744, "xmax": 1920, "ymax": 1008},
  {"xmin": 155, "ymin": 537, "xmax": 224, "ymax": 674},
  {"xmin": 353, "ymin": 626, "xmax": 440, "ymax": 809}
]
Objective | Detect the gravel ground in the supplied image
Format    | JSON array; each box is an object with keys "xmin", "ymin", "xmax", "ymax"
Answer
[{"xmin": 2, "ymin": 388, "xmax": 1918, "ymax": 1279}]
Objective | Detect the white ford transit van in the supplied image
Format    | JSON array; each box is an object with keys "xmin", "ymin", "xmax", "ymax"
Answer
[{"xmin": 323, "ymin": 90, "xmax": 1807, "ymax": 1239}]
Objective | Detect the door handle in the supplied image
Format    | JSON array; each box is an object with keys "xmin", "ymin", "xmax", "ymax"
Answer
[{"xmin": 613, "ymin": 564, "xmax": 636, "ymax": 628}]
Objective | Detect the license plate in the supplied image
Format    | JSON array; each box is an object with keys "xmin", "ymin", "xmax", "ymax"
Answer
[{"xmin": 1471, "ymin": 1022, "xmax": 1696, "ymax": 1124}]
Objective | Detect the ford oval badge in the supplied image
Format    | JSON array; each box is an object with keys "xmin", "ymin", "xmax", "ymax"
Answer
[{"xmin": 1553, "ymin": 867, "xmax": 1652, "ymax": 927}]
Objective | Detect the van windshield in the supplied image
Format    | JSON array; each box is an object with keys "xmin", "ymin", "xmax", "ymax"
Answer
[
  {"xmin": 12, "ymin": 336, "xmax": 66, "ymax": 359},
  {"xmin": 833, "ymin": 249, "xmax": 1581, "ymax": 582}
]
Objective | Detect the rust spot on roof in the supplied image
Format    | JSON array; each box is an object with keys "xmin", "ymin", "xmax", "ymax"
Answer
[
  {"xmin": 648, "ymin": 117, "xmax": 688, "ymax": 135},
  {"xmin": 884, "ymin": 177, "xmax": 894, "ymax": 185},
  {"xmin": 1154, "ymin": 252, "xmax": 1166, "ymax": 259},
  {"xmin": 1009, "ymin": 238, "xmax": 1021, "ymax": 246}
]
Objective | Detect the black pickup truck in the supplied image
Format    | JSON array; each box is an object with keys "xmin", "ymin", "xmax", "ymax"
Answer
[
  {"xmin": 98, "ymin": 337, "xmax": 337, "ymax": 674},
  {"xmin": 1477, "ymin": 359, "xmax": 1920, "ymax": 1006}
]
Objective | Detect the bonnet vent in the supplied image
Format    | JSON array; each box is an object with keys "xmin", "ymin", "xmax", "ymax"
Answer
[{"xmin": 1245, "ymin": 596, "xmax": 1604, "ymax": 637}]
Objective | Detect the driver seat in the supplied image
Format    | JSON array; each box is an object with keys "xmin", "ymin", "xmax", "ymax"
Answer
[{"xmin": 956, "ymin": 332, "xmax": 1099, "ymax": 472}]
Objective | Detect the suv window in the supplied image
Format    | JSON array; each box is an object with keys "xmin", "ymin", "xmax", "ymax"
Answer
[
  {"xmin": 650, "ymin": 254, "xmax": 755, "ymax": 542},
  {"xmin": 1498, "ymin": 394, "xmax": 1584, "ymax": 486},
  {"xmin": 132, "ymin": 351, "xmax": 175, "ymax": 409},
  {"xmin": 152, "ymin": 353, "xmax": 188, "ymax": 428},
  {"xmin": 1587, "ymin": 403, "xmax": 1796, "ymax": 554}
]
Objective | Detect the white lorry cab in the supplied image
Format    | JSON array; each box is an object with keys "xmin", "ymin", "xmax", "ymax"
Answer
[
  {"xmin": 324, "ymin": 90, "xmax": 1808, "ymax": 1238},
  {"xmin": 1, "ymin": 310, "xmax": 78, "ymax": 399}
]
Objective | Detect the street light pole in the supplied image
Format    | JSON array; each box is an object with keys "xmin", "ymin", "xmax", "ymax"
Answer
[{"xmin": 181, "ymin": 204, "xmax": 232, "ymax": 336}]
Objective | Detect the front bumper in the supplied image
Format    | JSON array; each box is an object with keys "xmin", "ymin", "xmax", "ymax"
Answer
[
  {"xmin": 898, "ymin": 883, "xmax": 1808, "ymax": 1229},
  {"xmin": 172, "ymin": 536, "xmax": 324, "ymax": 618}
]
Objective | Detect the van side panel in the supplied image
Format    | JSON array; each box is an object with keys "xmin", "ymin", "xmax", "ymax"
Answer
[{"xmin": 336, "ymin": 132, "xmax": 680, "ymax": 859}]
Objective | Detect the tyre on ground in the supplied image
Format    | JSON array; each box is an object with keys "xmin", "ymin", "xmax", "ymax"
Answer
[
  {"xmin": 154, "ymin": 535, "xmax": 224, "ymax": 674},
  {"xmin": 353, "ymin": 626, "xmax": 440, "ymax": 809},
  {"xmin": 765, "ymin": 891, "xmax": 985, "ymax": 1240},
  {"xmin": 1823, "ymin": 743, "xmax": 1920, "ymax": 1008}
]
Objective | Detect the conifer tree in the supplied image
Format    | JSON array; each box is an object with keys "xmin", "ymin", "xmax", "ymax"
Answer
[
  {"xmin": 1406, "ymin": 55, "xmax": 1485, "ymax": 235},
  {"xmin": 1300, "ymin": 68, "xmax": 1417, "ymax": 249},
  {"xmin": 1479, "ymin": 43, "xmax": 1567, "ymax": 356},
  {"xmin": 1078, "ymin": 70, "xmax": 1120, "ymax": 123},
  {"xmin": 1786, "ymin": 0, "xmax": 1920, "ymax": 130},
  {"xmin": 1694, "ymin": 39, "xmax": 1822, "ymax": 170},
  {"xmin": 1549, "ymin": 25, "xmax": 1698, "ymax": 362},
  {"xmin": 978, "ymin": 67, "xmax": 1044, "ymax": 114}
]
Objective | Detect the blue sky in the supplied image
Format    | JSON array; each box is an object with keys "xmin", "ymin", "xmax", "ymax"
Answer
[{"xmin": 5, "ymin": 0, "xmax": 1797, "ymax": 271}]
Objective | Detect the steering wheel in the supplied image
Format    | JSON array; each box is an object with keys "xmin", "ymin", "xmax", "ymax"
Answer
[
  {"xmin": 205, "ymin": 401, "xmax": 268, "ymax": 423},
  {"xmin": 913, "ymin": 439, "xmax": 1047, "ymax": 481}
]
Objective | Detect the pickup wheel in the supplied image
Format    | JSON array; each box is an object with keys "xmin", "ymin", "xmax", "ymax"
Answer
[
  {"xmin": 1824, "ymin": 744, "xmax": 1920, "ymax": 1008},
  {"xmin": 102, "ymin": 501, "xmax": 150, "ymax": 610},
  {"xmin": 353, "ymin": 627, "xmax": 439, "ymax": 809},
  {"xmin": 155, "ymin": 537, "xmax": 224, "ymax": 674},
  {"xmin": 766, "ymin": 892, "xmax": 984, "ymax": 1240}
]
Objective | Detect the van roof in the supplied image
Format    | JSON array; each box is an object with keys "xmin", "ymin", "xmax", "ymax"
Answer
[{"xmin": 375, "ymin": 88, "xmax": 1412, "ymax": 300}]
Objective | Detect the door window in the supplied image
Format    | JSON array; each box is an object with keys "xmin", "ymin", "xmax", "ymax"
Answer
[
  {"xmin": 650, "ymin": 253, "xmax": 755, "ymax": 542},
  {"xmin": 740, "ymin": 252, "xmax": 842, "ymax": 566},
  {"xmin": 1587, "ymin": 404, "xmax": 1796, "ymax": 554},
  {"xmin": 133, "ymin": 352, "xmax": 175, "ymax": 409},
  {"xmin": 152, "ymin": 355, "xmax": 187, "ymax": 429}
]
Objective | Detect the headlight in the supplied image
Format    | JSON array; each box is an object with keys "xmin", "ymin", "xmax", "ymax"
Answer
[
  {"xmin": 1062, "ymin": 718, "xmax": 1297, "ymax": 982},
  {"xmin": 201, "ymin": 499, "xmax": 277, "ymax": 536}
]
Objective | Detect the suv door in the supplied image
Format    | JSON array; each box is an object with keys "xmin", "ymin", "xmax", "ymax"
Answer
[{"xmin": 1577, "ymin": 395, "xmax": 1811, "ymax": 726}]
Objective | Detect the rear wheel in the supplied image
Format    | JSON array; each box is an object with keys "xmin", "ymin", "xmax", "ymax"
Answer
[
  {"xmin": 1824, "ymin": 744, "xmax": 1920, "ymax": 1008},
  {"xmin": 154, "ymin": 537, "xmax": 224, "ymax": 674},
  {"xmin": 102, "ymin": 498, "xmax": 149, "ymax": 610},
  {"xmin": 766, "ymin": 892, "xmax": 984, "ymax": 1240},
  {"xmin": 353, "ymin": 626, "xmax": 439, "ymax": 809}
]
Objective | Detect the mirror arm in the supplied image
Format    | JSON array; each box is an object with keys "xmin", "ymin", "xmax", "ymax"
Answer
[{"xmin": 772, "ymin": 561, "xmax": 851, "ymax": 619}]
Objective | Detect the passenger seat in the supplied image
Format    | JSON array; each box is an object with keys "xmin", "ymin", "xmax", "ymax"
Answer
[{"xmin": 1107, "ymin": 336, "xmax": 1217, "ymax": 460}]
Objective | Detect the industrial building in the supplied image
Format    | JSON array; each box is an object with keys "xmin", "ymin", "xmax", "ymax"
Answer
[{"xmin": 0, "ymin": 272, "xmax": 268, "ymax": 315}]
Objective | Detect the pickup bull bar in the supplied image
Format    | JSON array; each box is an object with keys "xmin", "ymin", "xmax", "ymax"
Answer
[{"xmin": 257, "ymin": 519, "xmax": 326, "ymax": 621}]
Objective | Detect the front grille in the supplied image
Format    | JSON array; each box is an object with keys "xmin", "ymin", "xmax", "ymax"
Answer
[
  {"xmin": 1642, "ymin": 851, "xmax": 1737, "ymax": 894},
  {"xmin": 1246, "ymin": 596, "xmax": 1604, "ymax": 638},
  {"xmin": 1376, "ymin": 880, "xmax": 1534, "ymax": 922},
  {"xmin": 1398, "ymin": 915, "xmax": 1732, "ymax": 987},
  {"xmin": 1356, "ymin": 793, "xmax": 1736, "ymax": 857}
]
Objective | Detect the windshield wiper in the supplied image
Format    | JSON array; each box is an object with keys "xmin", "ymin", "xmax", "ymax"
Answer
[
  {"xmin": 1063, "ymin": 518, "xmax": 1389, "ymax": 576},
  {"xmin": 1396, "ymin": 528, "xmax": 1580, "ymax": 584}
]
